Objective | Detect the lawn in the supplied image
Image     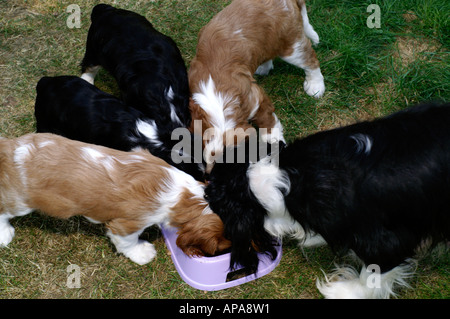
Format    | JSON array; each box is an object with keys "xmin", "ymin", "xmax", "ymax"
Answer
[{"xmin": 0, "ymin": 0, "xmax": 448, "ymax": 299}]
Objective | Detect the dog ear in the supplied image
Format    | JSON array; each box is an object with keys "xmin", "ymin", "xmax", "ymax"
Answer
[
  {"xmin": 169, "ymin": 189, "xmax": 231, "ymax": 257},
  {"xmin": 205, "ymin": 151, "xmax": 277, "ymax": 272},
  {"xmin": 176, "ymin": 213, "xmax": 231, "ymax": 257},
  {"xmin": 223, "ymin": 195, "xmax": 276, "ymax": 273}
]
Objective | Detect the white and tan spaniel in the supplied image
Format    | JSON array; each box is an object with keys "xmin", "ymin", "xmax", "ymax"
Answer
[
  {"xmin": 0, "ymin": 133, "xmax": 230, "ymax": 265},
  {"xmin": 189, "ymin": 0, "xmax": 325, "ymax": 172}
]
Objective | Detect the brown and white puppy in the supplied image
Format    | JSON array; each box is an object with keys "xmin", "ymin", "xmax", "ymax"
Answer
[
  {"xmin": 0, "ymin": 133, "xmax": 230, "ymax": 264},
  {"xmin": 189, "ymin": 0, "xmax": 325, "ymax": 172}
]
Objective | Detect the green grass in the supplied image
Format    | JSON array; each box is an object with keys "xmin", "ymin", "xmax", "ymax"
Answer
[{"xmin": 0, "ymin": 0, "xmax": 449, "ymax": 299}]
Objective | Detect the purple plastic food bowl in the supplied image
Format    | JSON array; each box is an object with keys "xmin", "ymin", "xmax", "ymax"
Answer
[{"xmin": 160, "ymin": 225, "xmax": 282, "ymax": 291}]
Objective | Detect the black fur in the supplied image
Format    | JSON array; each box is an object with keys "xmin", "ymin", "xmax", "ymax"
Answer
[
  {"xmin": 81, "ymin": 3, "xmax": 191, "ymax": 140},
  {"xmin": 35, "ymin": 76, "xmax": 204, "ymax": 180},
  {"xmin": 206, "ymin": 102, "xmax": 450, "ymax": 274},
  {"xmin": 205, "ymin": 139, "xmax": 284, "ymax": 271}
]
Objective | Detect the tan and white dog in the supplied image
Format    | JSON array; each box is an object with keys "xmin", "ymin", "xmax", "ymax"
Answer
[
  {"xmin": 189, "ymin": 0, "xmax": 325, "ymax": 172},
  {"xmin": 0, "ymin": 133, "xmax": 230, "ymax": 264}
]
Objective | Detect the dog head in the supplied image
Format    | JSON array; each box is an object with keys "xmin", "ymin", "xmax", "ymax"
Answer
[
  {"xmin": 169, "ymin": 187, "xmax": 231, "ymax": 257},
  {"xmin": 204, "ymin": 142, "xmax": 280, "ymax": 272}
]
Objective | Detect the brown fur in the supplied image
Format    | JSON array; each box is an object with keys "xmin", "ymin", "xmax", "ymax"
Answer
[
  {"xmin": 0, "ymin": 133, "xmax": 230, "ymax": 258},
  {"xmin": 170, "ymin": 188, "xmax": 231, "ymax": 256},
  {"xmin": 188, "ymin": 0, "xmax": 321, "ymax": 140}
]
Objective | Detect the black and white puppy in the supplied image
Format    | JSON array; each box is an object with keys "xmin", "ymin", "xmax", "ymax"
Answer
[
  {"xmin": 205, "ymin": 102, "xmax": 450, "ymax": 298},
  {"xmin": 35, "ymin": 76, "xmax": 204, "ymax": 181},
  {"xmin": 80, "ymin": 4, "xmax": 191, "ymax": 145}
]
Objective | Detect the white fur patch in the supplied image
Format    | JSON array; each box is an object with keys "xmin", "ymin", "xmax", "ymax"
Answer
[
  {"xmin": 166, "ymin": 86, "xmax": 183, "ymax": 125},
  {"xmin": 80, "ymin": 147, "xmax": 104, "ymax": 161},
  {"xmin": 282, "ymin": 40, "xmax": 307, "ymax": 68},
  {"xmin": 165, "ymin": 166, "xmax": 211, "ymax": 215},
  {"xmin": 317, "ymin": 260, "xmax": 416, "ymax": 299},
  {"xmin": 166, "ymin": 86, "xmax": 174, "ymax": 100},
  {"xmin": 193, "ymin": 76, "xmax": 237, "ymax": 133},
  {"xmin": 0, "ymin": 211, "xmax": 33, "ymax": 247},
  {"xmin": 193, "ymin": 76, "xmax": 238, "ymax": 166},
  {"xmin": 84, "ymin": 216, "xmax": 101, "ymax": 224},
  {"xmin": 248, "ymin": 157, "xmax": 290, "ymax": 216},
  {"xmin": 13, "ymin": 142, "xmax": 35, "ymax": 186},
  {"xmin": 136, "ymin": 119, "xmax": 162, "ymax": 147},
  {"xmin": 80, "ymin": 66, "xmax": 100, "ymax": 85},
  {"xmin": 300, "ymin": 233, "xmax": 327, "ymax": 247},
  {"xmin": 116, "ymin": 154, "xmax": 146, "ymax": 165},
  {"xmin": 281, "ymin": 41, "xmax": 325, "ymax": 98},
  {"xmin": 145, "ymin": 166, "xmax": 210, "ymax": 229},
  {"xmin": 254, "ymin": 60, "xmax": 274, "ymax": 76},
  {"xmin": 303, "ymin": 67, "xmax": 325, "ymax": 98},
  {"xmin": 80, "ymin": 147, "xmax": 115, "ymax": 171},
  {"xmin": 203, "ymin": 132, "xmax": 224, "ymax": 171},
  {"xmin": 259, "ymin": 113, "xmax": 286, "ymax": 144},
  {"xmin": 14, "ymin": 143, "xmax": 34, "ymax": 164},
  {"xmin": 38, "ymin": 140, "xmax": 55, "ymax": 148},
  {"xmin": 0, "ymin": 214, "xmax": 16, "ymax": 247},
  {"xmin": 248, "ymin": 98, "xmax": 260, "ymax": 120},
  {"xmin": 301, "ymin": 4, "xmax": 320, "ymax": 45},
  {"xmin": 107, "ymin": 230, "xmax": 156, "ymax": 265},
  {"xmin": 248, "ymin": 157, "xmax": 304, "ymax": 239},
  {"xmin": 350, "ymin": 133, "xmax": 373, "ymax": 155}
]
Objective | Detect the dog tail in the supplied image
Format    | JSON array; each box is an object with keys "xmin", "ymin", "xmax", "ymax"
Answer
[
  {"xmin": 296, "ymin": 0, "xmax": 320, "ymax": 45},
  {"xmin": 90, "ymin": 3, "xmax": 114, "ymax": 22}
]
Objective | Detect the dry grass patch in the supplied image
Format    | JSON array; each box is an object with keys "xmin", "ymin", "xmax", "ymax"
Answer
[{"xmin": 394, "ymin": 36, "xmax": 442, "ymax": 67}]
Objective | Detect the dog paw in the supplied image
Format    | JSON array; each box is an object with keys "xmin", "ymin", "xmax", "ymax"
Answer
[
  {"xmin": 0, "ymin": 223, "xmax": 15, "ymax": 247},
  {"xmin": 255, "ymin": 60, "xmax": 274, "ymax": 76},
  {"xmin": 125, "ymin": 240, "xmax": 157, "ymax": 265},
  {"xmin": 304, "ymin": 77, "xmax": 325, "ymax": 98},
  {"xmin": 80, "ymin": 73, "xmax": 95, "ymax": 85},
  {"xmin": 307, "ymin": 29, "xmax": 320, "ymax": 46}
]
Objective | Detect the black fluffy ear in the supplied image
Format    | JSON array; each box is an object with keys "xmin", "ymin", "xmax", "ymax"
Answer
[{"xmin": 204, "ymin": 144, "xmax": 277, "ymax": 272}]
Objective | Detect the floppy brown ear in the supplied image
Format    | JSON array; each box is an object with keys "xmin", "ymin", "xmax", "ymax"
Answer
[
  {"xmin": 176, "ymin": 213, "xmax": 231, "ymax": 257},
  {"xmin": 169, "ymin": 188, "xmax": 231, "ymax": 257}
]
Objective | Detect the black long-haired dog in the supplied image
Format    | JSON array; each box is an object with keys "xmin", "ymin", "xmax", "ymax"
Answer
[
  {"xmin": 205, "ymin": 102, "xmax": 450, "ymax": 298},
  {"xmin": 80, "ymin": 4, "xmax": 191, "ymax": 145},
  {"xmin": 35, "ymin": 76, "xmax": 204, "ymax": 180}
]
